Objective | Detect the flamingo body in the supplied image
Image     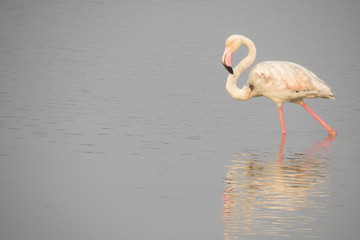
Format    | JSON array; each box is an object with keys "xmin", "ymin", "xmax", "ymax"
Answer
[
  {"xmin": 249, "ymin": 61, "xmax": 334, "ymax": 104},
  {"xmin": 221, "ymin": 35, "xmax": 336, "ymax": 135}
]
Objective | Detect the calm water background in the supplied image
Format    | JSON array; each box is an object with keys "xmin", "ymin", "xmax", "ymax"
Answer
[{"xmin": 1, "ymin": 0, "xmax": 359, "ymax": 239}]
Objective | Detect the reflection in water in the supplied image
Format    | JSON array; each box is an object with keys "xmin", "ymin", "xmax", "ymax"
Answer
[{"xmin": 223, "ymin": 135, "xmax": 335, "ymax": 239}]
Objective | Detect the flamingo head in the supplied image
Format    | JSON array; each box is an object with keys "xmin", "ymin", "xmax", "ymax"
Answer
[{"xmin": 221, "ymin": 35, "xmax": 242, "ymax": 74}]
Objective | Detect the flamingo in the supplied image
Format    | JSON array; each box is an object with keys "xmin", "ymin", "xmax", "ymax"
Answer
[{"xmin": 221, "ymin": 35, "xmax": 337, "ymax": 136}]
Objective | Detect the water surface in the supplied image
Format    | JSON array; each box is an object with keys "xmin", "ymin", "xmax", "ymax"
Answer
[{"xmin": 0, "ymin": 0, "xmax": 359, "ymax": 239}]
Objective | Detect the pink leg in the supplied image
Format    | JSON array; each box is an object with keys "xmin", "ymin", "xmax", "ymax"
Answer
[
  {"xmin": 299, "ymin": 101, "xmax": 337, "ymax": 136},
  {"xmin": 277, "ymin": 104, "xmax": 286, "ymax": 134}
]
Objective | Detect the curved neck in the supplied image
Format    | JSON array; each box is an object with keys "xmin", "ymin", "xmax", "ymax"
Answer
[
  {"xmin": 233, "ymin": 37, "xmax": 256, "ymax": 76},
  {"xmin": 226, "ymin": 36, "xmax": 257, "ymax": 100}
]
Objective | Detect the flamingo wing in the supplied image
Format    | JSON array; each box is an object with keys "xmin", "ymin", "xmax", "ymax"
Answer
[{"xmin": 249, "ymin": 61, "xmax": 334, "ymax": 99}]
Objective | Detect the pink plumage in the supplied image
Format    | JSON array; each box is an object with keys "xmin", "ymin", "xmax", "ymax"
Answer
[{"xmin": 221, "ymin": 35, "xmax": 336, "ymax": 135}]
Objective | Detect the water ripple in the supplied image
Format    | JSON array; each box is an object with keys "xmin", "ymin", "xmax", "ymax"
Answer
[{"xmin": 223, "ymin": 136, "xmax": 334, "ymax": 239}]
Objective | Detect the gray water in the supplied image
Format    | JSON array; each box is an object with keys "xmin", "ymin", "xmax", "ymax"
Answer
[{"xmin": 1, "ymin": 0, "xmax": 359, "ymax": 239}]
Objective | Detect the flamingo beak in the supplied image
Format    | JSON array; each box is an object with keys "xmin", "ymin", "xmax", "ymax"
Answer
[{"xmin": 222, "ymin": 47, "xmax": 233, "ymax": 74}]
